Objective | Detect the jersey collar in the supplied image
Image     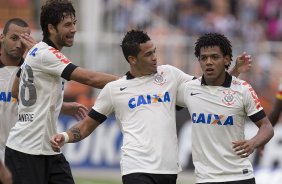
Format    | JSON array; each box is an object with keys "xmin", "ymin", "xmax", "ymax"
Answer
[
  {"xmin": 42, "ymin": 37, "xmax": 59, "ymax": 50},
  {"xmin": 125, "ymin": 71, "xmax": 135, "ymax": 80},
  {"xmin": 201, "ymin": 72, "xmax": 232, "ymax": 87}
]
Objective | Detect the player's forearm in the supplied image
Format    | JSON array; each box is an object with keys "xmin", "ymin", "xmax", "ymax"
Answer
[
  {"xmin": 65, "ymin": 116, "xmax": 99, "ymax": 143},
  {"xmin": 70, "ymin": 68, "xmax": 119, "ymax": 89},
  {"xmin": 252, "ymin": 120, "xmax": 274, "ymax": 148},
  {"xmin": 268, "ymin": 99, "xmax": 282, "ymax": 126},
  {"xmin": 229, "ymin": 65, "xmax": 239, "ymax": 78},
  {"xmin": 86, "ymin": 72, "xmax": 118, "ymax": 89}
]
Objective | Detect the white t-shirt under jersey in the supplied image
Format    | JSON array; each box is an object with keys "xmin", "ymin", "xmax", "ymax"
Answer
[
  {"xmin": 0, "ymin": 65, "xmax": 19, "ymax": 161},
  {"xmin": 6, "ymin": 41, "xmax": 72, "ymax": 155},
  {"xmin": 91, "ymin": 65, "xmax": 193, "ymax": 176},
  {"xmin": 177, "ymin": 73, "xmax": 265, "ymax": 183}
]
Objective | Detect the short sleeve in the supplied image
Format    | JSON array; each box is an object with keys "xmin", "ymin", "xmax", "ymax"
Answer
[
  {"xmin": 167, "ymin": 65, "xmax": 194, "ymax": 85},
  {"xmin": 242, "ymin": 81, "xmax": 264, "ymax": 117},
  {"xmin": 41, "ymin": 47, "xmax": 72, "ymax": 77},
  {"xmin": 92, "ymin": 84, "xmax": 114, "ymax": 116}
]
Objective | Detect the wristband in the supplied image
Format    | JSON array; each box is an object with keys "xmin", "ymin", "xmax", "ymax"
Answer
[{"xmin": 61, "ymin": 132, "xmax": 69, "ymax": 143}]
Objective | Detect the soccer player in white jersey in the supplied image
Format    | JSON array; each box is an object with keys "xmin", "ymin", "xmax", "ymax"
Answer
[
  {"xmin": 0, "ymin": 18, "xmax": 31, "ymax": 166},
  {"xmin": 4, "ymin": 1, "xmax": 118, "ymax": 184},
  {"xmin": 177, "ymin": 33, "xmax": 274, "ymax": 184},
  {"xmin": 0, "ymin": 17, "xmax": 90, "ymax": 184},
  {"xmin": 50, "ymin": 30, "xmax": 252, "ymax": 184}
]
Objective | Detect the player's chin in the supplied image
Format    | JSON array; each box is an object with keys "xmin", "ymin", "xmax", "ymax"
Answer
[{"xmin": 64, "ymin": 40, "xmax": 74, "ymax": 47}]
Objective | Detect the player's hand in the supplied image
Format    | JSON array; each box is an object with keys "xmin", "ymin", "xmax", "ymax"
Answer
[
  {"xmin": 50, "ymin": 134, "xmax": 65, "ymax": 152},
  {"xmin": 20, "ymin": 33, "xmax": 37, "ymax": 58},
  {"xmin": 62, "ymin": 102, "xmax": 88, "ymax": 121},
  {"xmin": 232, "ymin": 139, "xmax": 256, "ymax": 158},
  {"xmin": 0, "ymin": 163, "xmax": 12, "ymax": 184},
  {"xmin": 235, "ymin": 52, "xmax": 252, "ymax": 74}
]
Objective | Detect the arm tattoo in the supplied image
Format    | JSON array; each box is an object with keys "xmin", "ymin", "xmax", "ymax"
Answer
[{"xmin": 70, "ymin": 127, "xmax": 82, "ymax": 143}]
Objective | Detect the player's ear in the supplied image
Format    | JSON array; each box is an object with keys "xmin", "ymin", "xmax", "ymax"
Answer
[
  {"xmin": 224, "ymin": 55, "xmax": 231, "ymax": 67},
  {"xmin": 128, "ymin": 56, "xmax": 137, "ymax": 65}
]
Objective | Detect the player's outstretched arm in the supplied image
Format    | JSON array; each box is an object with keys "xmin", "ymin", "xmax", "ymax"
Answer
[
  {"xmin": 50, "ymin": 116, "xmax": 100, "ymax": 152},
  {"xmin": 70, "ymin": 67, "xmax": 119, "ymax": 89},
  {"xmin": 232, "ymin": 117, "xmax": 274, "ymax": 158},
  {"xmin": 0, "ymin": 161, "xmax": 12, "ymax": 184},
  {"xmin": 61, "ymin": 102, "xmax": 89, "ymax": 121},
  {"xmin": 229, "ymin": 52, "xmax": 252, "ymax": 77}
]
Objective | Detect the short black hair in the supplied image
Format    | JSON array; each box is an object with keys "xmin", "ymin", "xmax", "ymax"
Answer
[
  {"xmin": 40, "ymin": 0, "xmax": 75, "ymax": 39},
  {"xmin": 3, "ymin": 18, "xmax": 28, "ymax": 35},
  {"xmin": 194, "ymin": 33, "xmax": 233, "ymax": 69},
  {"xmin": 121, "ymin": 30, "xmax": 151, "ymax": 62}
]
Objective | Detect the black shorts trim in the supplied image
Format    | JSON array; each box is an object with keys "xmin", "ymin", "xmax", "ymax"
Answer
[
  {"xmin": 197, "ymin": 177, "xmax": 256, "ymax": 184},
  {"xmin": 122, "ymin": 173, "xmax": 177, "ymax": 184}
]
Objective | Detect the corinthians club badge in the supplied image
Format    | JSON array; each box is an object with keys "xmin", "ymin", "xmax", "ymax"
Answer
[
  {"xmin": 221, "ymin": 90, "xmax": 236, "ymax": 106},
  {"xmin": 154, "ymin": 72, "xmax": 166, "ymax": 86}
]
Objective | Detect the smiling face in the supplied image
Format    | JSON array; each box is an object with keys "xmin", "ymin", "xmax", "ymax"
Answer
[
  {"xmin": 198, "ymin": 46, "xmax": 230, "ymax": 86},
  {"xmin": 49, "ymin": 15, "xmax": 77, "ymax": 50},
  {"xmin": 129, "ymin": 40, "xmax": 158, "ymax": 77},
  {"xmin": 0, "ymin": 23, "xmax": 31, "ymax": 64}
]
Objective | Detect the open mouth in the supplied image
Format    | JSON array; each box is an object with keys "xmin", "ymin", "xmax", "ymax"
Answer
[
  {"xmin": 66, "ymin": 35, "xmax": 74, "ymax": 42},
  {"xmin": 205, "ymin": 68, "xmax": 214, "ymax": 75}
]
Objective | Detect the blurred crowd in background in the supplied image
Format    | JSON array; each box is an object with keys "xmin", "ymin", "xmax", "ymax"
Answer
[{"xmin": 0, "ymin": 0, "xmax": 282, "ymax": 122}]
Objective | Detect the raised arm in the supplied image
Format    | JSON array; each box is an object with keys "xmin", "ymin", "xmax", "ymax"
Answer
[
  {"xmin": 229, "ymin": 52, "xmax": 252, "ymax": 77},
  {"xmin": 50, "ymin": 116, "xmax": 100, "ymax": 152},
  {"xmin": 70, "ymin": 67, "xmax": 119, "ymax": 89}
]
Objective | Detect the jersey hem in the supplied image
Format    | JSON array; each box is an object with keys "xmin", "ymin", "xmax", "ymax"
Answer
[
  {"xmin": 5, "ymin": 144, "xmax": 60, "ymax": 155},
  {"xmin": 121, "ymin": 169, "xmax": 180, "ymax": 176},
  {"xmin": 195, "ymin": 174, "xmax": 254, "ymax": 183}
]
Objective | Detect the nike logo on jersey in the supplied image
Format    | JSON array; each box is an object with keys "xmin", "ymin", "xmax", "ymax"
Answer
[
  {"xmin": 120, "ymin": 87, "xmax": 127, "ymax": 91},
  {"xmin": 190, "ymin": 92, "xmax": 201, "ymax": 96}
]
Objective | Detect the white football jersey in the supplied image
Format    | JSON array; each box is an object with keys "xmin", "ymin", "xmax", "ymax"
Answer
[
  {"xmin": 177, "ymin": 74, "xmax": 264, "ymax": 183},
  {"xmin": 6, "ymin": 41, "xmax": 74, "ymax": 155},
  {"xmin": 0, "ymin": 63, "xmax": 20, "ymax": 161},
  {"xmin": 91, "ymin": 65, "xmax": 193, "ymax": 175}
]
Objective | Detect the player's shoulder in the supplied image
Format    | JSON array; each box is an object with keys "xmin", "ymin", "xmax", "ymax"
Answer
[
  {"xmin": 230, "ymin": 76, "xmax": 253, "ymax": 91},
  {"xmin": 157, "ymin": 64, "xmax": 178, "ymax": 71}
]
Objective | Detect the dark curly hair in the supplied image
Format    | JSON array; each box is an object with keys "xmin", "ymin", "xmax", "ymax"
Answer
[
  {"xmin": 40, "ymin": 0, "xmax": 75, "ymax": 39},
  {"xmin": 194, "ymin": 33, "xmax": 233, "ymax": 70},
  {"xmin": 121, "ymin": 30, "xmax": 151, "ymax": 62}
]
